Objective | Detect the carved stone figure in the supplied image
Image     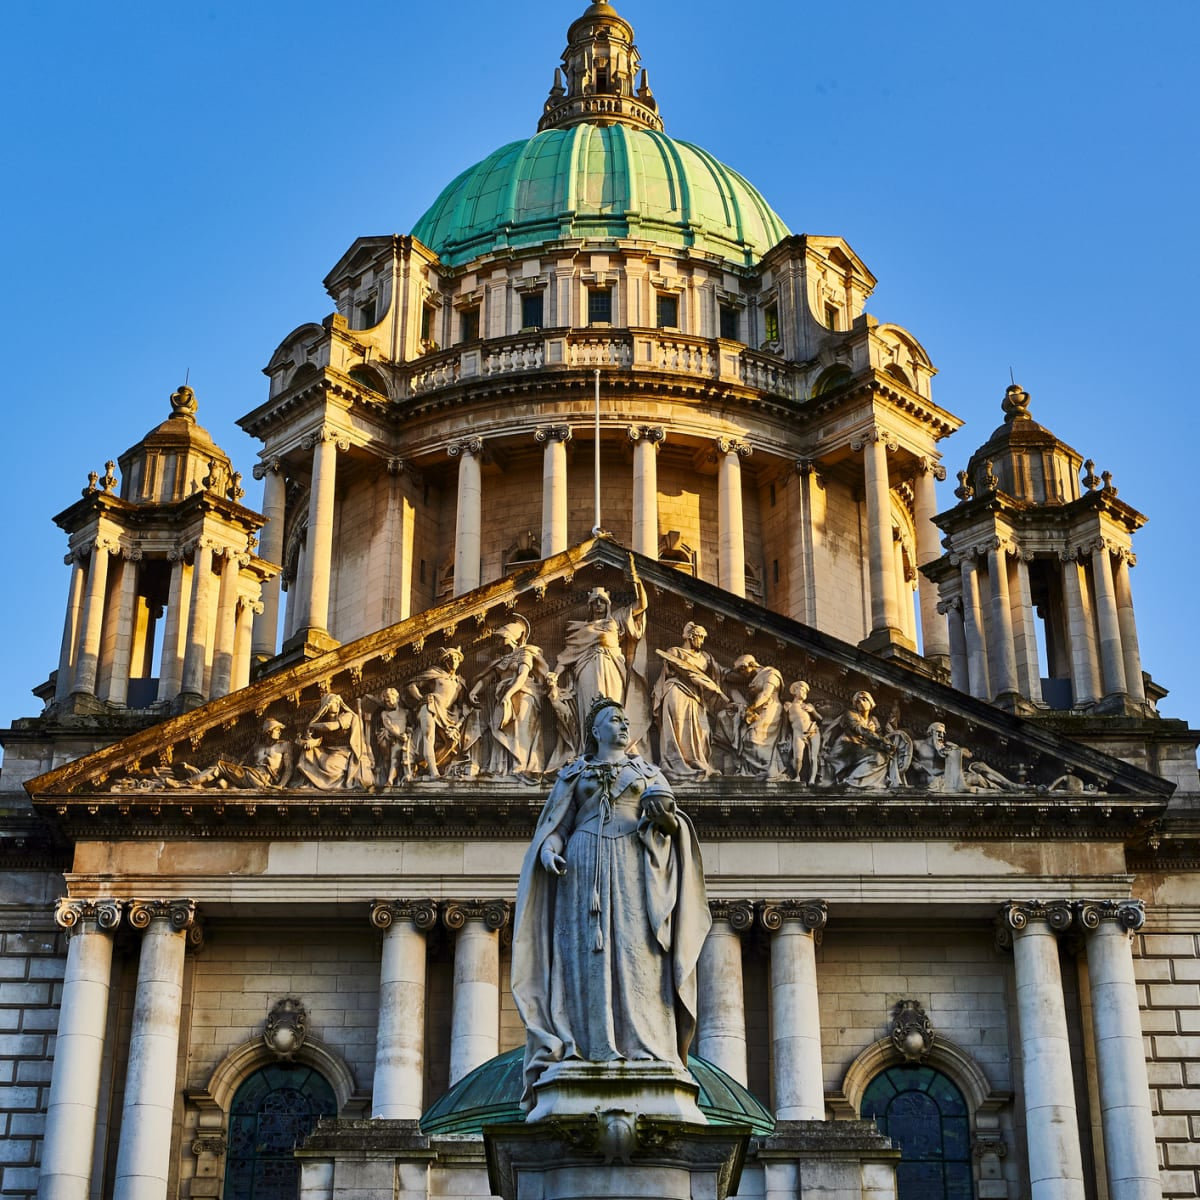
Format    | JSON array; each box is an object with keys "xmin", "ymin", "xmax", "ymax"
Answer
[
  {"xmin": 405, "ymin": 647, "xmax": 473, "ymax": 779},
  {"xmin": 650, "ymin": 622, "xmax": 727, "ymax": 781},
  {"xmin": 784, "ymin": 680, "xmax": 822, "ymax": 784},
  {"xmin": 720, "ymin": 654, "xmax": 787, "ymax": 780},
  {"xmin": 553, "ymin": 555, "xmax": 651, "ymax": 753},
  {"xmin": 909, "ymin": 722, "xmax": 1019, "ymax": 792},
  {"xmin": 360, "ymin": 688, "xmax": 412, "ymax": 787},
  {"xmin": 469, "ymin": 617, "xmax": 552, "ymax": 779},
  {"xmin": 511, "ymin": 698, "xmax": 710, "ymax": 1105},
  {"xmin": 296, "ymin": 693, "xmax": 374, "ymax": 789},
  {"xmin": 826, "ymin": 690, "xmax": 909, "ymax": 789},
  {"xmin": 163, "ymin": 717, "xmax": 295, "ymax": 790}
]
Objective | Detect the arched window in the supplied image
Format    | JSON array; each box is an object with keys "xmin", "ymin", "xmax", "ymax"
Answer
[
  {"xmin": 224, "ymin": 1063, "xmax": 337, "ymax": 1200},
  {"xmin": 861, "ymin": 1065, "xmax": 973, "ymax": 1200}
]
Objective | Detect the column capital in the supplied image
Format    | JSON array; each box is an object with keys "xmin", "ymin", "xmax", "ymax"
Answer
[
  {"xmin": 850, "ymin": 426, "xmax": 897, "ymax": 453},
  {"xmin": 121, "ymin": 544, "xmax": 144, "ymax": 562},
  {"xmin": 995, "ymin": 899, "xmax": 1074, "ymax": 948},
  {"xmin": 54, "ymin": 897, "xmax": 123, "ymax": 935},
  {"xmin": 448, "ymin": 436, "xmax": 484, "ymax": 459},
  {"xmin": 757, "ymin": 899, "xmax": 828, "ymax": 936},
  {"xmin": 627, "ymin": 424, "xmax": 665, "ymax": 446},
  {"xmin": 715, "ymin": 436, "xmax": 752, "ymax": 458},
  {"xmin": 916, "ymin": 456, "xmax": 948, "ymax": 481},
  {"xmin": 536, "ymin": 424, "xmax": 573, "ymax": 445},
  {"xmin": 441, "ymin": 899, "xmax": 512, "ymax": 933},
  {"xmin": 937, "ymin": 595, "xmax": 963, "ymax": 614},
  {"xmin": 301, "ymin": 426, "xmax": 350, "ymax": 452},
  {"xmin": 1076, "ymin": 898, "xmax": 1145, "ymax": 934},
  {"xmin": 370, "ymin": 898, "xmax": 439, "ymax": 932},
  {"xmin": 127, "ymin": 898, "xmax": 203, "ymax": 947},
  {"xmin": 707, "ymin": 898, "xmax": 755, "ymax": 933},
  {"xmin": 794, "ymin": 458, "xmax": 825, "ymax": 489},
  {"xmin": 252, "ymin": 457, "xmax": 284, "ymax": 481}
]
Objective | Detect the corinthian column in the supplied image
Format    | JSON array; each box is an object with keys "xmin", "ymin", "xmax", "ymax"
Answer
[
  {"xmin": 252, "ymin": 458, "xmax": 286, "ymax": 660},
  {"xmin": 156, "ymin": 551, "xmax": 187, "ymax": 703},
  {"xmin": 999, "ymin": 902, "xmax": 1085, "ymax": 1199},
  {"xmin": 959, "ymin": 553, "xmax": 990, "ymax": 700},
  {"xmin": 913, "ymin": 460, "xmax": 949, "ymax": 659},
  {"xmin": 853, "ymin": 429, "xmax": 902, "ymax": 642},
  {"xmin": 629, "ymin": 426, "xmax": 665, "ymax": 560},
  {"xmin": 180, "ymin": 540, "xmax": 215, "ymax": 699},
  {"xmin": 370, "ymin": 901, "xmax": 438, "ymax": 1120},
  {"xmin": 113, "ymin": 900, "xmax": 201, "ymax": 1200},
  {"xmin": 209, "ymin": 550, "xmax": 242, "ymax": 699},
  {"xmin": 1077, "ymin": 900, "xmax": 1161, "ymax": 1200},
  {"xmin": 760, "ymin": 901, "xmax": 827, "ymax": 1121},
  {"xmin": 55, "ymin": 552, "xmax": 88, "ymax": 703},
  {"xmin": 73, "ymin": 538, "xmax": 117, "ymax": 697},
  {"xmin": 449, "ymin": 438, "xmax": 483, "ymax": 595},
  {"xmin": 300, "ymin": 427, "xmax": 346, "ymax": 635},
  {"xmin": 1062, "ymin": 551, "xmax": 1101, "ymax": 707},
  {"xmin": 698, "ymin": 901, "xmax": 753, "ymax": 1086},
  {"xmin": 444, "ymin": 901, "xmax": 510, "ymax": 1085},
  {"xmin": 1090, "ymin": 541, "xmax": 1128, "ymax": 699},
  {"xmin": 1113, "ymin": 554, "xmax": 1146, "ymax": 704},
  {"xmin": 716, "ymin": 437, "xmax": 751, "ymax": 597},
  {"xmin": 986, "ymin": 541, "xmax": 1020, "ymax": 699},
  {"xmin": 38, "ymin": 900, "xmax": 123, "ymax": 1200},
  {"xmin": 536, "ymin": 426, "xmax": 572, "ymax": 557}
]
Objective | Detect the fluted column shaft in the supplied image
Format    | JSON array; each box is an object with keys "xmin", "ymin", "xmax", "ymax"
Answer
[
  {"xmin": 960, "ymin": 556, "xmax": 990, "ymax": 700},
  {"xmin": 763, "ymin": 903, "xmax": 826, "ymax": 1121},
  {"xmin": 946, "ymin": 599, "xmax": 969, "ymax": 693},
  {"xmin": 73, "ymin": 542, "xmax": 113, "ymax": 696},
  {"xmin": 181, "ymin": 542, "xmax": 215, "ymax": 698},
  {"xmin": 1113, "ymin": 556, "xmax": 1146, "ymax": 704},
  {"xmin": 231, "ymin": 597, "xmax": 256, "ymax": 692},
  {"xmin": 209, "ymin": 552, "xmax": 240, "ymax": 699},
  {"xmin": 861, "ymin": 433, "xmax": 899, "ymax": 635},
  {"xmin": 913, "ymin": 463, "xmax": 949, "ymax": 658},
  {"xmin": 1062, "ymin": 555, "xmax": 1101, "ymax": 706},
  {"xmin": 104, "ymin": 553, "xmax": 141, "ymax": 706},
  {"xmin": 252, "ymin": 461, "xmax": 286, "ymax": 660},
  {"xmin": 1091, "ymin": 545, "xmax": 1128, "ymax": 698},
  {"xmin": 371, "ymin": 903, "xmax": 434, "ymax": 1120},
  {"xmin": 1005, "ymin": 905, "xmax": 1085, "ymax": 1199},
  {"xmin": 717, "ymin": 439, "xmax": 749, "ymax": 597},
  {"xmin": 697, "ymin": 904, "xmax": 750, "ymax": 1086},
  {"xmin": 451, "ymin": 440, "xmax": 483, "ymax": 596},
  {"xmin": 447, "ymin": 906, "xmax": 506, "ymax": 1085},
  {"xmin": 156, "ymin": 555, "xmax": 186, "ymax": 702},
  {"xmin": 1081, "ymin": 903, "xmax": 1160, "ymax": 1200},
  {"xmin": 536, "ymin": 427, "xmax": 571, "ymax": 558},
  {"xmin": 986, "ymin": 545, "xmax": 1019, "ymax": 698},
  {"xmin": 113, "ymin": 901, "xmax": 198, "ymax": 1200},
  {"xmin": 55, "ymin": 555, "xmax": 88, "ymax": 702},
  {"xmin": 303, "ymin": 433, "xmax": 339, "ymax": 633},
  {"xmin": 1011, "ymin": 556, "xmax": 1044, "ymax": 704},
  {"xmin": 38, "ymin": 902, "xmax": 122, "ymax": 1200},
  {"xmin": 630, "ymin": 427, "xmax": 663, "ymax": 560}
]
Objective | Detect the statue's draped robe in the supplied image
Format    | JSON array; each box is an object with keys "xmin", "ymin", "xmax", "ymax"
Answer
[
  {"xmin": 296, "ymin": 711, "xmax": 373, "ymax": 789},
  {"xmin": 511, "ymin": 755, "xmax": 710, "ymax": 1101},
  {"xmin": 651, "ymin": 647, "xmax": 719, "ymax": 781}
]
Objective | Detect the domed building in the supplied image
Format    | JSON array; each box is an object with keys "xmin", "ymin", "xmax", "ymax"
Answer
[{"xmin": 1, "ymin": 5, "xmax": 1197, "ymax": 1200}]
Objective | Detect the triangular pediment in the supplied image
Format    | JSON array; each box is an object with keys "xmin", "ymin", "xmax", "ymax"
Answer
[{"xmin": 27, "ymin": 540, "xmax": 1170, "ymax": 841}]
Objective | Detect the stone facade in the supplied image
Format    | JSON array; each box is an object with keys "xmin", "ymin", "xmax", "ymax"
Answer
[{"xmin": 1, "ymin": 5, "xmax": 1198, "ymax": 1200}]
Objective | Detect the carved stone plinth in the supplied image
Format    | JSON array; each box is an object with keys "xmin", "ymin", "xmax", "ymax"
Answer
[
  {"xmin": 525, "ymin": 1060, "xmax": 706, "ymax": 1126},
  {"xmin": 756, "ymin": 1120, "xmax": 901, "ymax": 1199},
  {"xmin": 485, "ymin": 1113, "xmax": 748, "ymax": 1200}
]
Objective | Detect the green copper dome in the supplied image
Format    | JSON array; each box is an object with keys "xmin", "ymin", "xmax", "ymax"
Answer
[
  {"xmin": 412, "ymin": 124, "xmax": 791, "ymax": 269},
  {"xmin": 419, "ymin": 1048, "xmax": 776, "ymax": 1136}
]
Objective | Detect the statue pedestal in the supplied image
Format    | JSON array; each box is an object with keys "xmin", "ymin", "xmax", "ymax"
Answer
[
  {"xmin": 525, "ymin": 1060, "xmax": 706, "ymax": 1125},
  {"xmin": 485, "ymin": 1114, "xmax": 748, "ymax": 1200}
]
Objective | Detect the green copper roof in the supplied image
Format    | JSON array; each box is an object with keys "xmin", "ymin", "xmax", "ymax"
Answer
[
  {"xmin": 420, "ymin": 1048, "xmax": 776, "ymax": 1137},
  {"xmin": 412, "ymin": 124, "xmax": 790, "ymax": 269}
]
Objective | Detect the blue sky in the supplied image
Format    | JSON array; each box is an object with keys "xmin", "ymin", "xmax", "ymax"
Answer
[{"xmin": 2, "ymin": 1, "xmax": 1197, "ymax": 743}]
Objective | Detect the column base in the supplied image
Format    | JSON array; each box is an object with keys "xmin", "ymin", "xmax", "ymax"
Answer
[
  {"xmin": 526, "ymin": 1060, "xmax": 706, "ymax": 1125},
  {"xmin": 858, "ymin": 627, "xmax": 918, "ymax": 657},
  {"xmin": 486, "ymin": 1113, "xmax": 748, "ymax": 1200},
  {"xmin": 757, "ymin": 1119, "xmax": 901, "ymax": 1199},
  {"xmin": 280, "ymin": 627, "xmax": 342, "ymax": 663},
  {"xmin": 990, "ymin": 690, "xmax": 1044, "ymax": 716}
]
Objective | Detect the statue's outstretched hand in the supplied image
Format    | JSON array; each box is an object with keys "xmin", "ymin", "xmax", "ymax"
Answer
[
  {"xmin": 540, "ymin": 842, "xmax": 567, "ymax": 875},
  {"xmin": 643, "ymin": 795, "xmax": 679, "ymax": 836}
]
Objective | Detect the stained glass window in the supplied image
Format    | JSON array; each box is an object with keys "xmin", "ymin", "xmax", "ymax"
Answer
[
  {"xmin": 861, "ymin": 1065, "xmax": 974, "ymax": 1200},
  {"xmin": 223, "ymin": 1063, "xmax": 337, "ymax": 1200}
]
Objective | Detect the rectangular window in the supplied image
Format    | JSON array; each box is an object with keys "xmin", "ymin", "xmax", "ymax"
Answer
[
  {"xmin": 357, "ymin": 298, "xmax": 376, "ymax": 328},
  {"xmin": 764, "ymin": 303, "xmax": 780, "ymax": 344},
  {"xmin": 420, "ymin": 305, "xmax": 433, "ymax": 342},
  {"xmin": 656, "ymin": 294, "xmax": 678, "ymax": 329},
  {"xmin": 719, "ymin": 304, "xmax": 739, "ymax": 341},
  {"xmin": 588, "ymin": 288, "xmax": 613, "ymax": 325},
  {"xmin": 825, "ymin": 303, "xmax": 840, "ymax": 331},
  {"xmin": 460, "ymin": 306, "xmax": 480, "ymax": 342},
  {"xmin": 521, "ymin": 292, "xmax": 544, "ymax": 330}
]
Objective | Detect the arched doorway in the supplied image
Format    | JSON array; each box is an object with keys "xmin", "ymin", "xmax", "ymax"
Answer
[
  {"xmin": 861, "ymin": 1064, "xmax": 973, "ymax": 1199},
  {"xmin": 223, "ymin": 1063, "xmax": 337, "ymax": 1200}
]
